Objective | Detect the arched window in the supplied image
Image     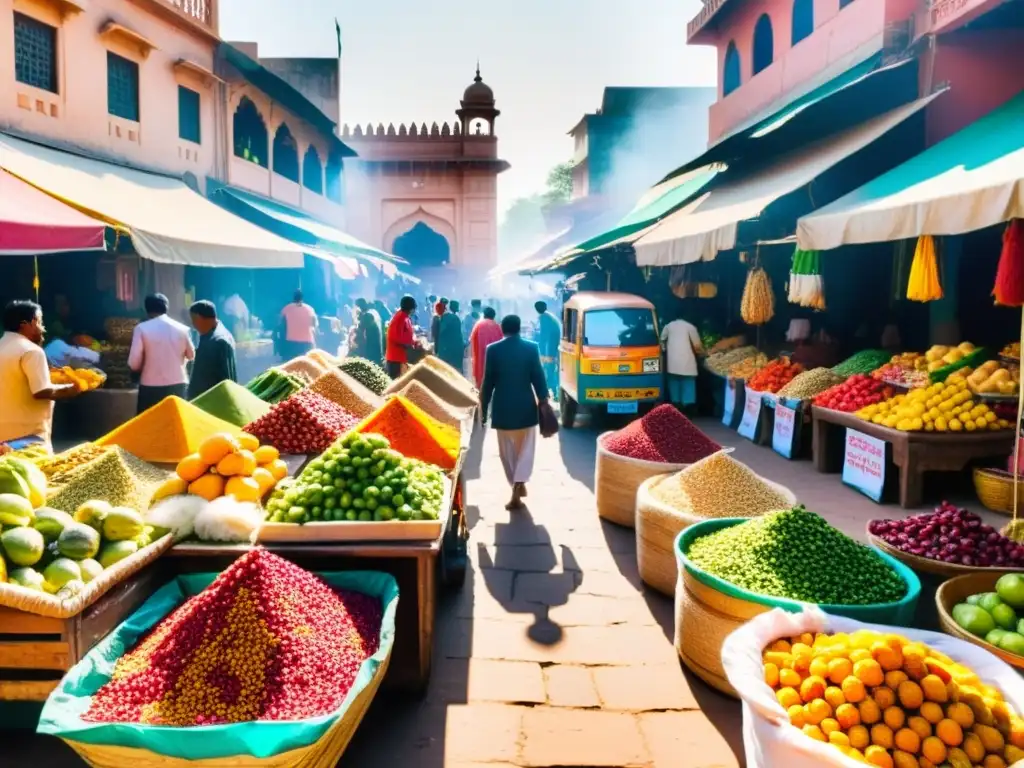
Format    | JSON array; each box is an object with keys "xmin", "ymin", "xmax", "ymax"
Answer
[
  {"xmin": 723, "ymin": 41, "xmax": 741, "ymax": 96},
  {"xmin": 272, "ymin": 123, "xmax": 299, "ymax": 182},
  {"xmin": 233, "ymin": 97, "xmax": 268, "ymax": 168},
  {"xmin": 325, "ymin": 150, "xmax": 343, "ymax": 203},
  {"xmin": 302, "ymin": 146, "xmax": 323, "ymax": 194},
  {"xmin": 753, "ymin": 15, "xmax": 774, "ymax": 74},
  {"xmin": 791, "ymin": 0, "xmax": 814, "ymax": 44}
]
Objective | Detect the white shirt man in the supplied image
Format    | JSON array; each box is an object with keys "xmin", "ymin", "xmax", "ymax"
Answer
[
  {"xmin": 660, "ymin": 317, "xmax": 703, "ymax": 408},
  {"xmin": 128, "ymin": 294, "xmax": 195, "ymax": 414}
]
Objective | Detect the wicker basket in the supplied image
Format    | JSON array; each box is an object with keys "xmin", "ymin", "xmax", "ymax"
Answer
[
  {"xmin": 0, "ymin": 534, "xmax": 172, "ymax": 619},
  {"xmin": 935, "ymin": 571, "xmax": 1024, "ymax": 670},
  {"xmin": 674, "ymin": 566, "xmax": 767, "ymax": 698},
  {"xmin": 65, "ymin": 653, "xmax": 389, "ymax": 768},
  {"xmin": 973, "ymin": 467, "xmax": 1024, "ymax": 515},
  {"xmin": 637, "ymin": 473, "xmax": 797, "ymax": 597},
  {"xmin": 594, "ymin": 432, "xmax": 689, "ymax": 528},
  {"xmin": 867, "ymin": 530, "xmax": 1009, "ymax": 578}
]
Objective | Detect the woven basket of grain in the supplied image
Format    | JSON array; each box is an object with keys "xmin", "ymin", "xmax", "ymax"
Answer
[
  {"xmin": 595, "ymin": 432, "xmax": 689, "ymax": 529},
  {"xmin": 636, "ymin": 464, "xmax": 796, "ymax": 597}
]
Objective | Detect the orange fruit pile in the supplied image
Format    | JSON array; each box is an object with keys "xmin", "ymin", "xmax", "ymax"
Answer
[
  {"xmin": 763, "ymin": 629, "xmax": 1024, "ymax": 767},
  {"xmin": 153, "ymin": 433, "xmax": 288, "ymax": 504}
]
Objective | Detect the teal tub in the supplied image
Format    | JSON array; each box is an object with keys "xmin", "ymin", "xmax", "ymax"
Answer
[{"xmin": 675, "ymin": 518, "xmax": 921, "ymax": 627}]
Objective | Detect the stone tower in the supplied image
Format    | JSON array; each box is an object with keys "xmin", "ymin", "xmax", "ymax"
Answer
[{"xmin": 341, "ymin": 66, "xmax": 510, "ymax": 279}]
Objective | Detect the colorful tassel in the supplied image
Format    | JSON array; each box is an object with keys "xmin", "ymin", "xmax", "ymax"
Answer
[
  {"xmin": 906, "ymin": 235, "xmax": 943, "ymax": 302},
  {"xmin": 994, "ymin": 219, "xmax": 1024, "ymax": 307}
]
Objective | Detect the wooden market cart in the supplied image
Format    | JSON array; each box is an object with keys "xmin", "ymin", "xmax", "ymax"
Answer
[{"xmin": 811, "ymin": 405, "xmax": 1014, "ymax": 507}]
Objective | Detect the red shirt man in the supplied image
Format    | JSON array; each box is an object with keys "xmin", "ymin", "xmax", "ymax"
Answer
[{"xmin": 385, "ymin": 296, "xmax": 418, "ymax": 379}]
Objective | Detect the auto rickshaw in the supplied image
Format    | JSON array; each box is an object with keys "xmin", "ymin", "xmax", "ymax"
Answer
[{"xmin": 558, "ymin": 292, "xmax": 662, "ymax": 428}]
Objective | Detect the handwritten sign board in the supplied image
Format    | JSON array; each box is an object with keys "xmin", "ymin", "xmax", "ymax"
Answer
[
  {"xmin": 737, "ymin": 388, "xmax": 763, "ymax": 441},
  {"xmin": 842, "ymin": 429, "xmax": 886, "ymax": 502},
  {"xmin": 722, "ymin": 378, "xmax": 738, "ymax": 427},
  {"xmin": 772, "ymin": 399, "xmax": 799, "ymax": 458}
]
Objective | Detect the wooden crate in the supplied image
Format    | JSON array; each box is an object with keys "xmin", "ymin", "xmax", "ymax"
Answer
[{"xmin": 0, "ymin": 563, "xmax": 166, "ymax": 702}]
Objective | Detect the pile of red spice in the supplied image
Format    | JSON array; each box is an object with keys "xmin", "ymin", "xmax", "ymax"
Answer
[
  {"xmin": 245, "ymin": 389, "xmax": 358, "ymax": 455},
  {"xmin": 604, "ymin": 405, "xmax": 721, "ymax": 463},
  {"xmin": 84, "ymin": 548, "xmax": 382, "ymax": 726}
]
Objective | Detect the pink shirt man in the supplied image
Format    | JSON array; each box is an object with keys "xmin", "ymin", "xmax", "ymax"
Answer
[{"xmin": 281, "ymin": 299, "xmax": 318, "ymax": 344}]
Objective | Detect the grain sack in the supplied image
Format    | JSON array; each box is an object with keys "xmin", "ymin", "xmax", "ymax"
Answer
[
  {"xmin": 595, "ymin": 434, "xmax": 689, "ymax": 528},
  {"xmin": 636, "ymin": 474, "xmax": 703, "ymax": 595}
]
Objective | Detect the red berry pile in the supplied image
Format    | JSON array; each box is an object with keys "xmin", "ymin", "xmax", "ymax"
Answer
[
  {"xmin": 869, "ymin": 502, "xmax": 1024, "ymax": 568},
  {"xmin": 813, "ymin": 374, "xmax": 895, "ymax": 413},
  {"xmin": 604, "ymin": 404, "xmax": 720, "ymax": 464},
  {"xmin": 245, "ymin": 390, "xmax": 358, "ymax": 455},
  {"xmin": 84, "ymin": 548, "xmax": 382, "ymax": 725}
]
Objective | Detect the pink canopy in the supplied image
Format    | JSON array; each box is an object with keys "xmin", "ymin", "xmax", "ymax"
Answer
[{"xmin": 0, "ymin": 170, "xmax": 106, "ymax": 255}]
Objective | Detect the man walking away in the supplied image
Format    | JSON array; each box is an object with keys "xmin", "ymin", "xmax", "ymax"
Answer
[
  {"xmin": 534, "ymin": 301, "xmax": 562, "ymax": 398},
  {"xmin": 480, "ymin": 314, "xmax": 549, "ymax": 510},
  {"xmin": 430, "ymin": 297, "xmax": 448, "ymax": 346},
  {"xmin": 280, "ymin": 290, "xmax": 318, "ymax": 359},
  {"xmin": 661, "ymin": 309, "xmax": 704, "ymax": 412},
  {"xmin": 354, "ymin": 298, "xmax": 384, "ymax": 366},
  {"xmin": 437, "ymin": 300, "xmax": 465, "ymax": 373},
  {"xmin": 187, "ymin": 300, "xmax": 237, "ymax": 400},
  {"xmin": 129, "ymin": 294, "xmax": 194, "ymax": 414},
  {"xmin": 0, "ymin": 300, "xmax": 80, "ymax": 451},
  {"xmin": 385, "ymin": 295, "xmax": 418, "ymax": 379},
  {"xmin": 469, "ymin": 306, "xmax": 502, "ymax": 389}
]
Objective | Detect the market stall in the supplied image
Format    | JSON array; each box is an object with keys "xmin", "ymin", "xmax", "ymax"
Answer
[{"xmin": 811, "ymin": 405, "xmax": 1014, "ymax": 508}]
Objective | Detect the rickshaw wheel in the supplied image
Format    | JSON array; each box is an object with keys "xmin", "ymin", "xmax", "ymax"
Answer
[{"xmin": 559, "ymin": 389, "xmax": 577, "ymax": 429}]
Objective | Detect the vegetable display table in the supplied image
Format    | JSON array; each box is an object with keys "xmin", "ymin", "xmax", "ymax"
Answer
[
  {"xmin": 0, "ymin": 562, "xmax": 164, "ymax": 703},
  {"xmin": 811, "ymin": 406, "xmax": 1014, "ymax": 508}
]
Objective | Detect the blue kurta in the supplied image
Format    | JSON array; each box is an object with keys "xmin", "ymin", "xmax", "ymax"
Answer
[{"xmin": 536, "ymin": 311, "xmax": 561, "ymax": 396}]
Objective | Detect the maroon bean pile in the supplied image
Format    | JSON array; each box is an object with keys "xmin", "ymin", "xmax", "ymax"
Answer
[{"xmin": 604, "ymin": 405, "xmax": 721, "ymax": 463}]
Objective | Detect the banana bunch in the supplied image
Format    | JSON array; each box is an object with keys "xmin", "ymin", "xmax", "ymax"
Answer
[
  {"xmin": 906, "ymin": 234, "xmax": 943, "ymax": 302},
  {"xmin": 741, "ymin": 266, "xmax": 775, "ymax": 325}
]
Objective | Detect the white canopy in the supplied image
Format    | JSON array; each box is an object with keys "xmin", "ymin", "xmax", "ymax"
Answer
[
  {"xmin": 797, "ymin": 90, "xmax": 1024, "ymax": 250},
  {"xmin": 633, "ymin": 95, "xmax": 939, "ymax": 267},
  {"xmin": 0, "ymin": 134, "xmax": 303, "ymax": 268}
]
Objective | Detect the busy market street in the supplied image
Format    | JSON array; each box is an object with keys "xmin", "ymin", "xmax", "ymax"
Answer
[{"xmin": 2, "ymin": 0, "xmax": 1024, "ymax": 764}]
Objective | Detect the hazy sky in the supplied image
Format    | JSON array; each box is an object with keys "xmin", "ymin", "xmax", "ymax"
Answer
[{"xmin": 220, "ymin": 0, "xmax": 717, "ymax": 217}]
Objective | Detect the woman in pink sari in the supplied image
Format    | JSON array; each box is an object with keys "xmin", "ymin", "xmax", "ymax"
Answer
[{"xmin": 469, "ymin": 306, "xmax": 503, "ymax": 389}]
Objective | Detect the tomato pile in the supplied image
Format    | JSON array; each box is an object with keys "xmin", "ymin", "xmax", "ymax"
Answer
[
  {"xmin": 84, "ymin": 548, "xmax": 382, "ymax": 725},
  {"xmin": 748, "ymin": 359, "xmax": 804, "ymax": 394},
  {"xmin": 814, "ymin": 375, "xmax": 896, "ymax": 413}
]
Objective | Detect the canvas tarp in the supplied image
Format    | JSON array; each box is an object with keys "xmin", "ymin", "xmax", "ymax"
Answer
[
  {"xmin": 797, "ymin": 90, "xmax": 1024, "ymax": 250},
  {"xmin": 0, "ymin": 134, "xmax": 303, "ymax": 268}
]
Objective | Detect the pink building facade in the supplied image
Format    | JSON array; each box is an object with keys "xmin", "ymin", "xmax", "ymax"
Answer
[
  {"xmin": 689, "ymin": 0, "xmax": 1024, "ymax": 147},
  {"xmin": 1, "ymin": 0, "xmax": 346, "ymax": 228}
]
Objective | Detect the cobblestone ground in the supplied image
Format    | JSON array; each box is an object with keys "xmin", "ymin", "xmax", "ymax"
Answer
[{"xmin": 6, "ymin": 417, "xmax": 1000, "ymax": 767}]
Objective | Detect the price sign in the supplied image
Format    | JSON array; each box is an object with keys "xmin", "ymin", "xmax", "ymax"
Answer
[
  {"xmin": 842, "ymin": 429, "xmax": 887, "ymax": 502},
  {"xmin": 737, "ymin": 388, "xmax": 763, "ymax": 440},
  {"xmin": 722, "ymin": 378, "xmax": 738, "ymax": 426},
  {"xmin": 773, "ymin": 400, "xmax": 798, "ymax": 458}
]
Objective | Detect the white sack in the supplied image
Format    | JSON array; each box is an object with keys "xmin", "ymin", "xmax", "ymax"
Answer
[{"xmin": 722, "ymin": 608, "xmax": 1024, "ymax": 768}]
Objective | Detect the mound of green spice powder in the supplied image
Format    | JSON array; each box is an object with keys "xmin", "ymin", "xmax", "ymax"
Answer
[{"xmin": 685, "ymin": 506, "xmax": 906, "ymax": 605}]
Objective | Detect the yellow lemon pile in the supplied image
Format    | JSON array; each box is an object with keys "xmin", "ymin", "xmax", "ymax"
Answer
[
  {"xmin": 855, "ymin": 377, "xmax": 1012, "ymax": 433},
  {"xmin": 763, "ymin": 629, "xmax": 1024, "ymax": 768}
]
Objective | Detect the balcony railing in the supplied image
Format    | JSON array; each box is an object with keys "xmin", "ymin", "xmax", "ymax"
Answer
[{"xmin": 160, "ymin": 0, "xmax": 217, "ymax": 32}]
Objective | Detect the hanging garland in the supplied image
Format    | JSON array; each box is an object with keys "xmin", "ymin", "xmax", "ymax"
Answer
[
  {"xmin": 740, "ymin": 251, "xmax": 775, "ymax": 326},
  {"xmin": 906, "ymin": 234, "xmax": 943, "ymax": 302}
]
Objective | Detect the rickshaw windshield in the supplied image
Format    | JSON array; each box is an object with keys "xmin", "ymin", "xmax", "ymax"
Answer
[{"xmin": 583, "ymin": 308, "xmax": 657, "ymax": 347}]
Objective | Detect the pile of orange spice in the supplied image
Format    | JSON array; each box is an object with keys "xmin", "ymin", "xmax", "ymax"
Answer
[{"xmin": 356, "ymin": 396, "xmax": 459, "ymax": 471}]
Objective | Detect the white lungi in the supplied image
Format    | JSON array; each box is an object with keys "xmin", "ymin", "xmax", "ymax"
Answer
[{"xmin": 496, "ymin": 427, "xmax": 537, "ymax": 485}]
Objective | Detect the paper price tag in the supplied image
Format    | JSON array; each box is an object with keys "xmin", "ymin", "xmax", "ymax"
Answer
[
  {"xmin": 722, "ymin": 378, "xmax": 738, "ymax": 426},
  {"xmin": 773, "ymin": 401, "xmax": 798, "ymax": 458},
  {"xmin": 842, "ymin": 428, "xmax": 886, "ymax": 502},
  {"xmin": 737, "ymin": 388, "xmax": 763, "ymax": 440}
]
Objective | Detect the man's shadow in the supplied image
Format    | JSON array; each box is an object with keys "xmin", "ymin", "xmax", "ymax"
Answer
[{"xmin": 477, "ymin": 506, "xmax": 581, "ymax": 645}]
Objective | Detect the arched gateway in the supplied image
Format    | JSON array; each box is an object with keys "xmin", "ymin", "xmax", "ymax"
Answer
[{"xmin": 341, "ymin": 66, "xmax": 510, "ymax": 280}]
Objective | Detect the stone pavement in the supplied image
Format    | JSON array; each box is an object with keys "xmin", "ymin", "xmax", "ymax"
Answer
[{"xmin": 8, "ymin": 417, "xmax": 1001, "ymax": 767}]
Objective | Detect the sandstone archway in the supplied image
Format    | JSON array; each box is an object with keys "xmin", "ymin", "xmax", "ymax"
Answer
[{"xmin": 383, "ymin": 208, "xmax": 457, "ymax": 263}]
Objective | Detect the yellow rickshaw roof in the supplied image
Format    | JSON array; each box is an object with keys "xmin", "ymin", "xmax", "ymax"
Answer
[{"xmin": 564, "ymin": 292, "xmax": 656, "ymax": 312}]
